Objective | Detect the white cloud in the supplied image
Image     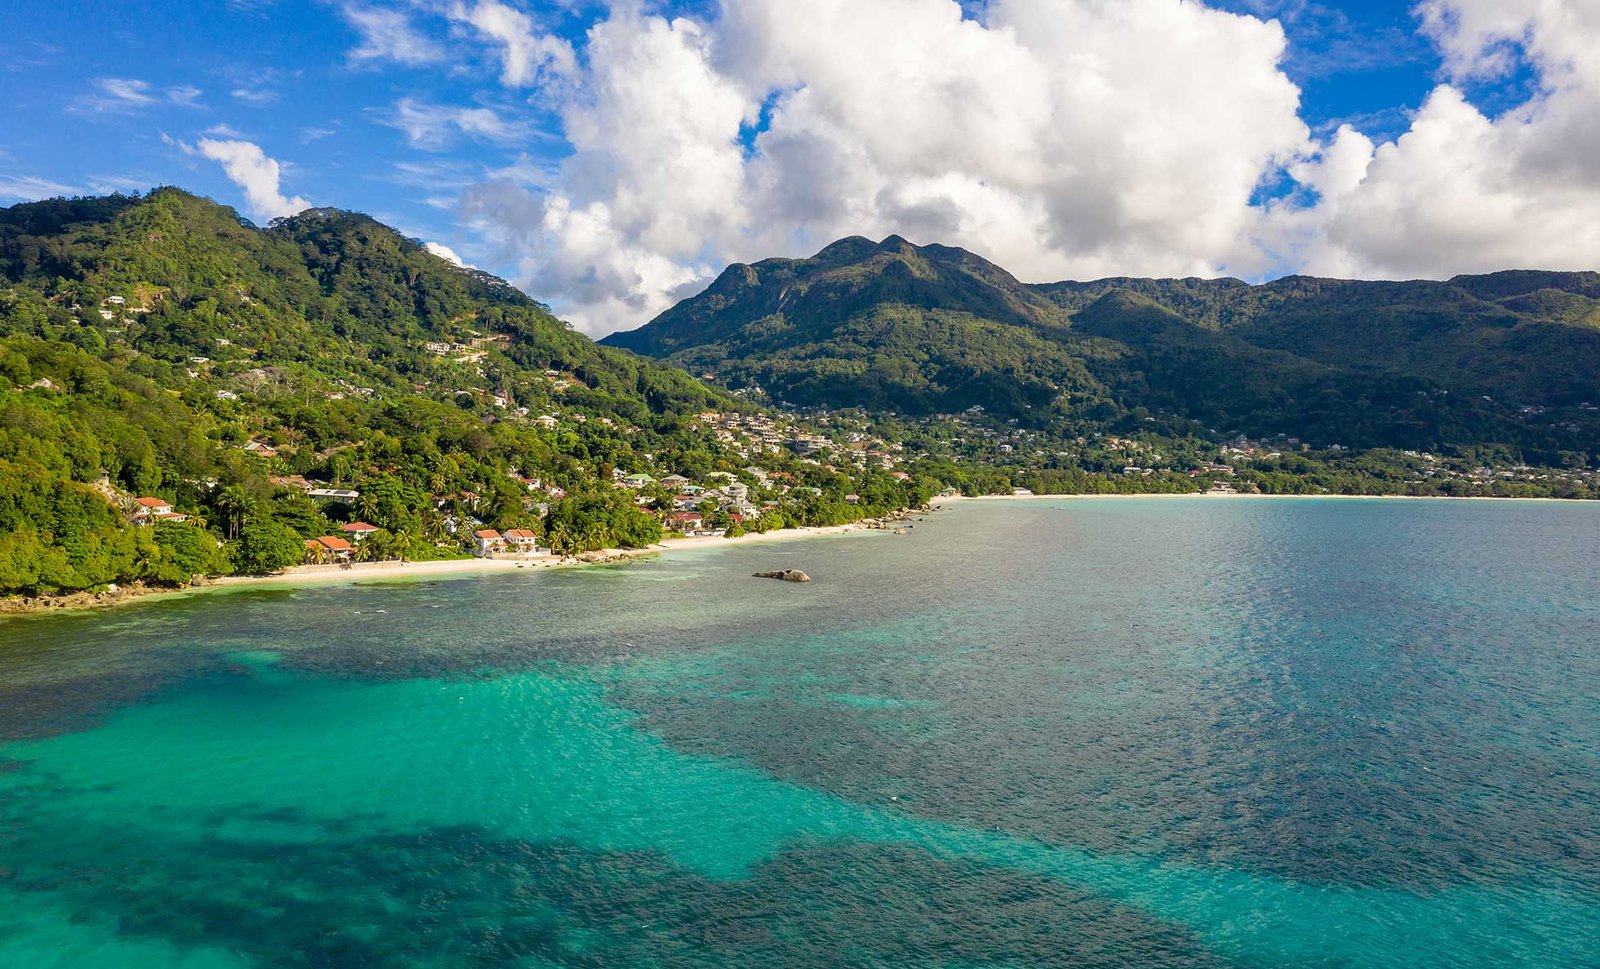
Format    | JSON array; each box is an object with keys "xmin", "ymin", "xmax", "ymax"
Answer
[
  {"xmin": 0, "ymin": 174, "xmax": 79, "ymax": 201},
  {"xmin": 461, "ymin": 0, "xmax": 1309, "ymax": 334},
  {"xmin": 74, "ymin": 77, "xmax": 204, "ymax": 114},
  {"xmin": 424, "ymin": 241, "xmax": 469, "ymax": 266},
  {"xmin": 1266, "ymin": 0, "xmax": 1600, "ymax": 279},
  {"xmin": 447, "ymin": 0, "xmax": 575, "ymax": 86},
  {"xmin": 341, "ymin": 3, "xmax": 445, "ymax": 66},
  {"xmin": 449, "ymin": 0, "xmax": 1600, "ymax": 335},
  {"xmin": 194, "ymin": 138, "xmax": 311, "ymax": 221},
  {"xmin": 383, "ymin": 97, "xmax": 529, "ymax": 150}
]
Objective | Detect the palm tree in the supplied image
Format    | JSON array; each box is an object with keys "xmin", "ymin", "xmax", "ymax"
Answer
[{"xmin": 216, "ymin": 486, "xmax": 256, "ymax": 540}]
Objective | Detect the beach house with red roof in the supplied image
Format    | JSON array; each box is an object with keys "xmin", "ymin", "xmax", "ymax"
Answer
[
  {"xmin": 473, "ymin": 529, "xmax": 503, "ymax": 556},
  {"xmin": 305, "ymin": 535, "xmax": 354, "ymax": 563},
  {"xmin": 340, "ymin": 522, "xmax": 380, "ymax": 541},
  {"xmin": 503, "ymin": 528, "xmax": 544, "ymax": 553},
  {"xmin": 669, "ymin": 511, "xmax": 704, "ymax": 532}
]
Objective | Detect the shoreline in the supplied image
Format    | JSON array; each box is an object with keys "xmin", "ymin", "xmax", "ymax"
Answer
[
  {"xmin": 3, "ymin": 492, "xmax": 1585, "ymax": 617},
  {"xmin": 930, "ymin": 491, "xmax": 1587, "ymax": 506},
  {"xmin": 0, "ymin": 519, "xmax": 891, "ymax": 618}
]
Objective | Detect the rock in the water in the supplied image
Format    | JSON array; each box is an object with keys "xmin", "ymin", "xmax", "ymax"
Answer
[{"xmin": 753, "ymin": 569, "xmax": 812, "ymax": 583}]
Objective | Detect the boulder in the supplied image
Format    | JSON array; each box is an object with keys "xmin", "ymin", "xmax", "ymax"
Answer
[{"xmin": 753, "ymin": 569, "xmax": 812, "ymax": 583}]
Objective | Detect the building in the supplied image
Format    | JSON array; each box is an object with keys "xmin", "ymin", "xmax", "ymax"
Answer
[
  {"xmin": 503, "ymin": 528, "xmax": 546, "ymax": 554},
  {"xmin": 658, "ymin": 474, "xmax": 690, "ymax": 489},
  {"xmin": 305, "ymin": 536, "xmax": 354, "ymax": 563},
  {"xmin": 622, "ymin": 473, "xmax": 656, "ymax": 488},
  {"xmin": 668, "ymin": 511, "xmax": 704, "ymax": 532},
  {"xmin": 473, "ymin": 529, "xmax": 503, "ymax": 556},
  {"xmin": 129, "ymin": 497, "xmax": 186, "ymax": 523},
  {"xmin": 340, "ymin": 522, "xmax": 380, "ymax": 541}
]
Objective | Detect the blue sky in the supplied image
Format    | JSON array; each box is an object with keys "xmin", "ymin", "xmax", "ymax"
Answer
[{"xmin": 0, "ymin": 1, "xmax": 1589, "ymax": 334}]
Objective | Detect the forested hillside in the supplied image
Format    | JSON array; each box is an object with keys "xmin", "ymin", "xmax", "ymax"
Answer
[
  {"xmin": 604, "ymin": 236, "xmax": 1600, "ymax": 459},
  {"xmin": 0, "ymin": 190, "xmax": 925, "ymax": 598}
]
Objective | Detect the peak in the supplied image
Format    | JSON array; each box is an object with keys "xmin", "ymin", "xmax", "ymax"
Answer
[
  {"xmin": 878, "ymin": 234, "xmax": 915, "ymax": 251},
  {"xmin": 811, "ymin": 236, "xmax": 879, "ymax": 264}
]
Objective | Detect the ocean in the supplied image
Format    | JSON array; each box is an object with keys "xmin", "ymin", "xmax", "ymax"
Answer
[{"xmin": 1, "ymin": 497, "xmax": 1597, "ymax": 968}]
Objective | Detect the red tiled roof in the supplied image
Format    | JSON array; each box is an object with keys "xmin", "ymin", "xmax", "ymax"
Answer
[
  {"xmin": 341, "ymin": 522, "xmax": 379, "ymax": 532},
  {"xmin": 315, "ymin": 536, "xmax": 353, "ymax": 551},
  {"xmin": 504, "ymin": 528, "xmax": 537, "ymax": 539},
  {"xmin": 474, "ymin": 529, "xmax": 501, "ymax": 539},
  {"xmin": 134, "ymin": 497, "xmax": 169, "ymax": 508}
]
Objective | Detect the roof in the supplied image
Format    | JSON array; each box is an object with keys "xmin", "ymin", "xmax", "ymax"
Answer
[
  {"xmin": 474, "ymin": 529, "xmax": 501, "ymax": 539},
  {"xmin": 504, "ymin": 528, "xmax": 538, "ymax": 539},
  {"xmin": 313, "ymin": 536, "xmax": 353, "ymax": 551},
  {"xmin": 340, "ymin": 522, "xmax": 379, "ymax": 532},
  {"xmin": 134, "ymin": 497, "xmax": 170, "ymax": 508},
  {"xmin": 669, "ymin": 511, "xmax": 703, "ymax": 520}
]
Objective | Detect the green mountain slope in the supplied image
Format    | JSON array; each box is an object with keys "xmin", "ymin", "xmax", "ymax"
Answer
[
  {"xmin": 602, "ymin": 237, "xmax": 1600, "ymax": 454},
  {"xmin": 0, "ymin": 190, "xmax": 921, "ymax": 599}
]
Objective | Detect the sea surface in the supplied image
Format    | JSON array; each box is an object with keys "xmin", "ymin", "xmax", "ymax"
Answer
[{"xmin": 1, "ymin": 497, "xmax": 1598, "ymax": 969}]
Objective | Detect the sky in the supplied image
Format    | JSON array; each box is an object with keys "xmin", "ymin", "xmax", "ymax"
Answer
[{"xmin": 2, "ymin": 0, "xmax": 1598, "ymax": 336}]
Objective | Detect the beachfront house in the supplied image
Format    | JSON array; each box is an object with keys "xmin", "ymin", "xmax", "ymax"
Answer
[
  {"xmin": 503, "ymin": 528, "xmax": 546, "ymax": 554},
  {"xmin": 473, "ymin": 529, "xmax": 503, "ymax": 556},
  {"xmin": 669, "ymin": 511, "xmax": 704, "ymax": 532},
  {"xmin": 305, "ymin": 536, "xmax": 354, "ymax": 563}
]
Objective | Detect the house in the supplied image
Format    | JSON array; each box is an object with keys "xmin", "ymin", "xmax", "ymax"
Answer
[
  {"xmin": 503, "ymin": 528, "xmax": 545, "ymax": 553},
  {"xmin": 658, "ymin": 474, "xmax": 690, "ymax": 488},
  {"xmin": 340, "ymin": 522, "xmax": 380, "ymax": 541},
  {"xmin": 892, "ymin": 471, "xmax": 911, "ymax": 481},
  {"xmin": 473, "ymin": 529, "xmax": 503, "ymax": 556},
  {"xmin": 622, "ymin": 473, "xmax": 656, "ymax": 488},
  {"xmin": 131, "ymin": 497, "xmax": 174, "ymax": 522},
  {"xmin": 534, "ymin": 415, "xmax": 559, "ymax": 428},
  {"xmin": 668, "ymin": 511, "xmax": 704, "ymax": 532},
  {"xmin": 305, "ymin": 536, "xmax": 354, "ymax": 562},
  {"xmin": 307, "ymin": 488, "xmax": 361, "ymax": 501}
]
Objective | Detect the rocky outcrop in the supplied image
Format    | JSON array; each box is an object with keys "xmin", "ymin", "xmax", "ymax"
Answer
[{"xmin": 753, "ymin": 569, "xmax": 812, "ymax": 583}]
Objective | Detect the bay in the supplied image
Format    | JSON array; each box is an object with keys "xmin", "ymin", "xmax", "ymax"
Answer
[{"xmin": 1, "ymin": 497, "xmax": 1597, "ymax": 968}]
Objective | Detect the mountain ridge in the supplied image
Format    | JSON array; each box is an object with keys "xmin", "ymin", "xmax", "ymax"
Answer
[{"xmin": 603, "ymin": 236, "xmax": 1600, "ymax": 453}]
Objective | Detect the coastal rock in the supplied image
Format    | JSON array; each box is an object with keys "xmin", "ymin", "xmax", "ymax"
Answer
[{"xmin": 753, "ymin": 569, "xmax": 812, "ymax": 583}]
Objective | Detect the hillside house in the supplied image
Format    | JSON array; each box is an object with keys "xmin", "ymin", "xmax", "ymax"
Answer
[{"xmin": 340, "ymin": 522, "xmax": 380, "ymax": 541}]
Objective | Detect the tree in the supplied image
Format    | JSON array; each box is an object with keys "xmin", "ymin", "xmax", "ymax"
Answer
[
  {"xmin": 215, "ymin": 485, "xmax": 256, "ymax": 540},
  {"xmin": 235, "ymin": 515, "xmax": 304, "ymax": 574}
]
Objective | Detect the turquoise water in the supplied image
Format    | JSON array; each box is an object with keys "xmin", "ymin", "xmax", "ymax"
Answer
[{"xmin": 1, "ymin": 498, "xmax": 1598, "ymax": 968}]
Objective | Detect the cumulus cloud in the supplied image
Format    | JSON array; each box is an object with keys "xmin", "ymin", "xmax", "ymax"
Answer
[
  {"xmin": 1267, "ymin": 0, "xmax": 1600, "ymax": 279},
  {"xmin": 424, "ymin": 241, "xmax": 469, "ymax": 266},
  {"xmin": 194, "ymin": 139, "xmax": 311, "ymax": 221},
  {"xmin": 447, "ymin": 0, "xmax": 1600, "ymax": 334}
]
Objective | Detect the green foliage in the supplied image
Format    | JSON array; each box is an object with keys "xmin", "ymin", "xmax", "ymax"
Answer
[
  {"xmin": 235, "ymin": 515, "xmax": 304, "ymax": 574},
  {"xmin": 605, "ymin": 235, "xmax": 1600, "ymax": 456}
]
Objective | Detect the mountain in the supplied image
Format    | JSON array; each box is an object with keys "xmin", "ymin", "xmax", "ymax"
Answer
[
  {"xmin": 602, "ymin": 236, "xmax": 1600, "ymax": 454},
  {"xmin": 0, "ymin": 189, "xmax": 920, "ymax": 599}
]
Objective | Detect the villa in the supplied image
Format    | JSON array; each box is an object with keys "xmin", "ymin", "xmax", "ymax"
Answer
[
  {"xmin": 473, "ymin": 529, "xmax": 503, "ymax": 556},
  {"xmin": 340, "ymin": 522, "xmax": 380, "ymax": 541},
  {"xmin": 305, "ymin": 536, "xmax": 354, "ymax": 563}
]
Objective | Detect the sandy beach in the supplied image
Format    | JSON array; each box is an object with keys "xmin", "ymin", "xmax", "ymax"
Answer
[{"xmin": 0, "ymin": 519, "xmax": 892, "ymax": 616}]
